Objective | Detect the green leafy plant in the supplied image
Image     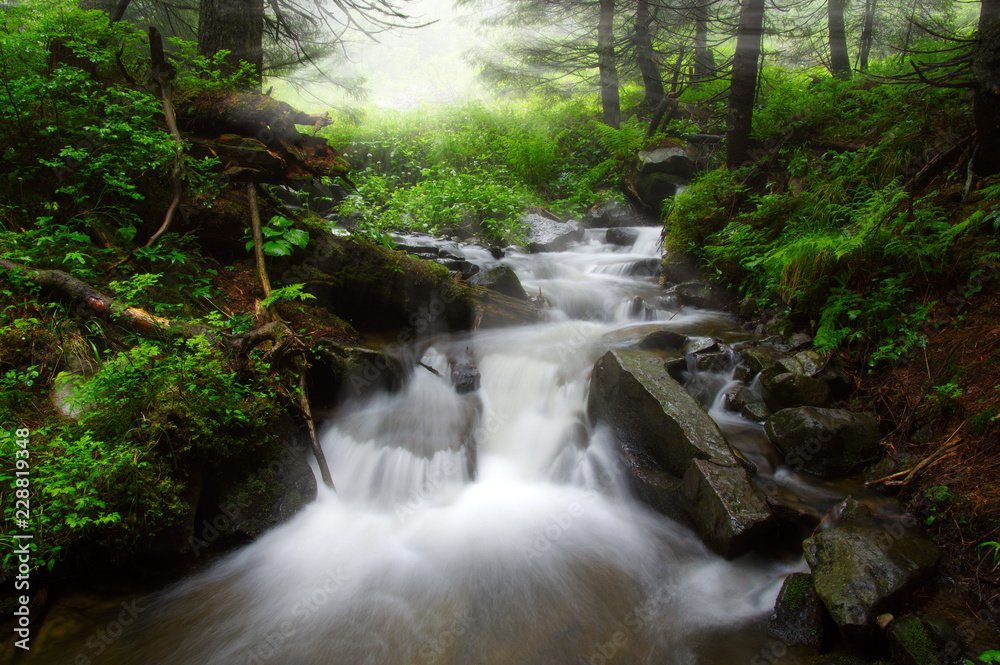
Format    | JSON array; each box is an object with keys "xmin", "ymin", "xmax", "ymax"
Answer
[
  {"xmin": 261, "ymin": 283, "xmax": 317, "ymax": 308},
  {"xmin": 245, "ymin": 215, "xmax": 310, "ymax": 257}
]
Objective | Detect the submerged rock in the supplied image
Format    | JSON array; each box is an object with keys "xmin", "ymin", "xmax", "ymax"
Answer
[
  {"xmin": 803, "ymin": 525, "xmax": 940, "ymax": 639},
  {"xmin": 768, "ymin": 573, "xmax": 826, "ymax": 648},
  {"xmin": 588, "ymin": 349, "xmax": 735, "ymax": 477},
  {"xmin": 523, "ymin": 213, "xmax": 584, "ymax": 252},
  {"xmin": 765, "ymin": 407, "xmax": 883, "ymax": 477}
]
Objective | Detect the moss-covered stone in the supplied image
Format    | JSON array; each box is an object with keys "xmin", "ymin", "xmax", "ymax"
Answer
[
  {"xmin": 768, "ymin": 572, "xmax": 826, "ymax": 648},
  {"xmin": 765, "ymin": 407, "xmax": 883, "ymax": 478},
  {"xmin": 803, "ymin": 525, "xmax": 940, "ymax": 640}
]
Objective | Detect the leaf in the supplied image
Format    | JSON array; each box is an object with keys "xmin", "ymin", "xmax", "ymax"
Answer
[
  {"xmin": 283, "ymin": 229, "xmax": 309, "ymax": 248},
  {"xmin": 262, "ymin": 241, "xmax": 291, "ymax": 257}
]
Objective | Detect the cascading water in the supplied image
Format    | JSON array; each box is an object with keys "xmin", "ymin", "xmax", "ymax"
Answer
[{"xmin": 41, "ymin": 224, "xmax": 802, "ymax": 665}]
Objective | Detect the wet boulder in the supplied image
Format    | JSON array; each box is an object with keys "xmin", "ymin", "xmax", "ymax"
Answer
[
  {"xmin": 606, "ymin": 227, "xmax": 639, "ymax": 246},
  {"xmin": 768, "ymin": 573, "xmax": 826, "ymax": 649},
  {"xmin": 637, "ymin": 145, "xmax": 697, "ymax": 179},
  {"xmin": 617, "ymin": 443, "xmax": 694, "ymax": 528},
  {"xmin": 741, "ymin": 346, "xmax": 783, "ymax": 375},
  {"xmin": 681, "ymin": 459, "xmax": 774, "ymax": 558},
  {"xmin": 636, "ymin": 172, "xmax": 683, "ymax": 211},
  {"xmin": 588, "ymin": 349, "xmax": 736, "ymax": 477},
  {"xmin": 888, "ymin": 614, "xmax": 980, "ymax": 665},
  {"xmin": 585, "ymin": 200, "xmax": 647, "ymax": 228},
  {"xmin": 468, "ymin": 265, "xmax": 529, "ymax": 301},
  {"xmin": 761, "ymin": 372, "xmax": 830, "ymax": 411},
  {"xmin": 765, "ymin": 407, "xmax": 883, "ymax": 477},
  {"xmin": 803, "ymin": 525, "xmax": 940, "ymax": 639},
  {"xmin": 724, "ymin": 385, "xmax": 771, "ymax": 423},
  {"xmin": 664, "ymin": 281, "xmax": 723, "ymax": 309},
  {"xmin": 523, "ymin": 213, "xmax": 584, "ymax": 252},
  {"xmin": 636, "ymin": 330, "xmax": 687, "ymax": 351}
]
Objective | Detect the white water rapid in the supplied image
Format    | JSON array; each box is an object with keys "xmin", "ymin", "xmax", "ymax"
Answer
[{"xmin": 75, "ymin": 225, "xmax": 800, "ymax": 665}]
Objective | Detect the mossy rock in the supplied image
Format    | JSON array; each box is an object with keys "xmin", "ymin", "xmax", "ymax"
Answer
[
  {"xmin": 803, "ymin": 525, "xmax": 941, "ymax": 640},
  {"xmin": 768, "ymin": 572, "xmax": 826, "ymax": 649},
  {"xmin": 765, "ymin": 407, "xmax": 883, "ymax": 478}
]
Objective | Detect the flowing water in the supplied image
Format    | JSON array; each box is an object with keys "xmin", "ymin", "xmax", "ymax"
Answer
[{"xmin": 31, "ymin": 225, "xmax": 809, "ymax": 665}]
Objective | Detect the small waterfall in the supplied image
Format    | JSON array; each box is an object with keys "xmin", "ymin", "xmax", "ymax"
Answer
[{"xmin": 54, "ymin": 219, "xmax": 800, "ymax": 665}]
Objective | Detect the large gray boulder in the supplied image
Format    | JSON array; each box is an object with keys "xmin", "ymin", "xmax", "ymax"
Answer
[
  {"xmin": 468, "ymin": 265, "xmax": 529, "ymax": 301},
  {"xmin": 767, "ymin": 573, "xmax": 826, "ymax": 648},
  {"xmin": 584, "ymin": 200, "xmax": 649, "ymax": 228},
  {"xmin": 803, "ymin": 525, "xmax": 940, "ymax": 639},
  {"xmin": 664, "ymin": 281, "xmax": 724, "ymax": 309},
  {"xmin": 588, "ymin": 349, "xmax": 735, "ymax": 476},
  {"xmin": 588, "ymin": 349, "xmax": 775, "ymax": 557},
  {"xmin": 761, "ymin": 372, "xmax": 830, "ymax": 411},
  {"xmin": 765, "ymin": 407, "xmax": 883, "ymax": 477},
  {"xmin": 523, "ymin": 213, "xmax": 584, "ymax": 252},
  {"xmin": 637, "ymin": 145, "xmax": 697, "ymax": 179},
  {"xmin": 681, "ymin": 459, "xmax": 774, "ymax": 558}
]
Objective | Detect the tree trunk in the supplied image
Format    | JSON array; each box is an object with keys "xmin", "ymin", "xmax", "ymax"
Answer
[
  {"xmin": 636, "ymin": 0, "xmax": 664, "ymax": 107},
  {"xmin": 694, "ymin": 1, "xmax": 716, "ymax": 81},
  {"xmin": 828, "ymin": 0, "xmax": 852, "ymax": 79},
  {"xmin": 198, "ymin": 0, "xmax": 264, "ymax": 88},
  {"xmin": 858, "ymin": 0, "xmax": 875, "ymax": 71},
  {"xmin": 974, "ymin": 0, "xmax": 1000, "ymax": 174},
  {"xmin": 598, "ymin": 0, "xmax": 621, "ymax": 128},
  {"xmin": 726, "ymin": 0, "xmax": 765, "ymax": 169}
]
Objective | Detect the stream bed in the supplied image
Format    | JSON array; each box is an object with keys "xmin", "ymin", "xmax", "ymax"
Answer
[{"xmin": 25, "ymin": 224, "xmax": 876, "ymax": 665}]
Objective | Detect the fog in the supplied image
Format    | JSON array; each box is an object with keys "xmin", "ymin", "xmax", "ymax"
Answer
[{"xmin": 275, "ymin": 0, "xmax": 504, "ymax": 110}]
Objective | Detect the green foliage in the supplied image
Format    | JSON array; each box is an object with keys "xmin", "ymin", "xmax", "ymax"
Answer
[
  {"xmin": 167, "ymin": 38, "xmax": 260, "ymax": 93},
  {"xmin": 245, "ymin": 215, "xmax": 310, "ymax": 257},
  {"xmin": 664, "ymin": 168, "xmax": 745, "ymax": 252},
  {"xmin": 326, "ymin": 95, "xmax": 635, "ymax": 243},
  {"xmin": 261, "ymin": 283, "xmax": 316, "ymax": 308},
  {"xmin": 923, "ymin": 485, "xmax": 954, "ymax": 526},
  {"xmin": 978, "ymin": 542, "xmax": 1000, "ymax": 570}
]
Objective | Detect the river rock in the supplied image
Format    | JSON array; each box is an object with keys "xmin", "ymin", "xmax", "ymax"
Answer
[
  {"xmin": 683, "ymin": 336, "xmax": 719, "ymax": 355},
  {"xmin": 887, "ymin": 614, "xmax": 979, "ymax": 665},
  {"xmin": 765, "ymin": 407, "xmax": 883, "ymax": 477},
  {"xmin": 625, "ymin": 258, "xmax": 662, "ymax": 277},
  {"xmin": 761, "ymin": 372, "xmax": 830, "ymax": 411},
  {"xmin": 741, "ymin": 346, "xmax": 783, "ymax": 375},
  {"xmin": 681, "ymin": 459, "xmax": 774, "ymax": 558},
  {"xmin": 585, "ymin": 200, "xmax": 647, "ymax": 228},
  {"xmin": 617, "ymin": 443, "xmax": 693, "ymax": 528},
  {"xmin": 665, "ymin": 281, "xmax": 723, "ymax": 309},
  {"xmin": 636, "ymin": 330, "xmax": 687, "ymax": 350},
  {"xmin": 606, "ymin": 227, "xmax": 639, "ymax": 246},
  {"xmin": 768, "ymin": 573, "xmax": 826, "ymax": 648},
  {"xmin": 803, "ymin": 525, "xmax": 941, "ymax": 639},
  {"xmin": 696, "ymin": 352, "xmax": 730, "ymax": 372},
  {"xmin": 725, "ymin": 385, "xmax": 767, "ymax": 417},
  {"xmin": 637, "ymin": 145, "xmax": 697, "ymax": 179},
  {"xmin": 588, "ymin": 349, "xmax": 735, "ymax": 477},
  {"xmin": 468, "ymin": 265, "xmax": 529, "ymax": 301},
  {"xmin": 523, "ymin": 213, "xmax": 584, "ymax": 252},
  {"xmin": 636, "ymin": 172, "xmax": 682, "ymax": 211}
]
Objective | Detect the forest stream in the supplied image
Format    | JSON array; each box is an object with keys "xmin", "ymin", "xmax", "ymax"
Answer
[{"xmin": 20, "ymin": 221, "xmax": 917, "ymax": 665}]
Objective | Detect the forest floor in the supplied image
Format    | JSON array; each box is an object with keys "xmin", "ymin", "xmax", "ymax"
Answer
[{"xmin": 861, "ymin": 286, "xmax": 1000, "ymax": 638}]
